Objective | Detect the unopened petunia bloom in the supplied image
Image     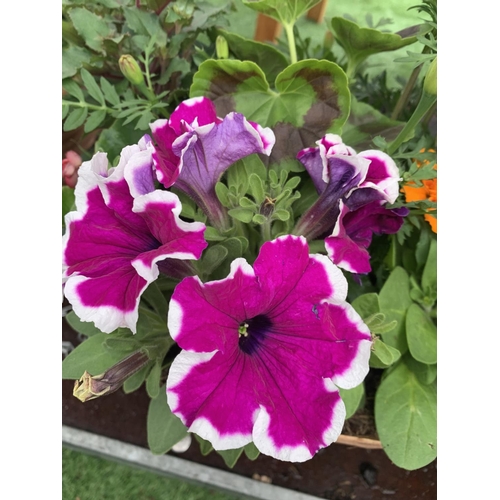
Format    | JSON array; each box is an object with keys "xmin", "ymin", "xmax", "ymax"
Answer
[
  {"xmin": 295, "ymin": 134, "xmax": 406, "ymax": 272},
  {"xmin": 62, "ymin": 150, "xmax": 83, "ymax": 188},
  {"xmin": 166, "ymin": 235, "xmax": 372, "ymax": 462},
  {"xmin": 150, "ymin": 97, "xmax": 275, "ymax": 230},
  {"xmin": 62, "ymin": 136, "xmax": 208, "ymax": 334}
]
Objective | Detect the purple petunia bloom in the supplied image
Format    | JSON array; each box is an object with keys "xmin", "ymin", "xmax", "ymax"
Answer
[
  {"xmin": 62, "ymin": 137, "xmax": 208, "ymax": 334},
  {"xmin": 166, "ymin": 235, "xmax": 372, "ymax": 462},
  {"xmin": 295, "ymin": 135, "xmax": 406, "ymax": 272},
  {"xmin": 325, "ymin": 201, "xmax": 408, "ymax": 274},
  {"xmin": 150, "ymin": 97, "xmax": 275, "ymax": 230}
]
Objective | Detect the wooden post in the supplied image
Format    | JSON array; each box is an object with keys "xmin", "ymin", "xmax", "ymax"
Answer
[{"xmin": 254, "ymin": 1, "xmax": 329, "ymax": 42}]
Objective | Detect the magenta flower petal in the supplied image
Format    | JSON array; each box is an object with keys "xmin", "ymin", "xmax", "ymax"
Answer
[
  {"xmin": 166, "ymin": 235, "xmax": 371, "ymax": 462},
  {"xmin": 63, "ymin": 146, "xmax": 207, "ymax": 333},
  {"xmin": 150, "ymin": 97, "xmax": 275, "ymax": 229},
  {"xmin": 325, "ymin": 201, "xmax": 408, "ymax": 274}
]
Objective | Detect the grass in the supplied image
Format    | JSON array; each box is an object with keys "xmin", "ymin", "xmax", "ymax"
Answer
[{"xmin": 62, "ymin": 447, "xmax": 238, "ymax": 500}]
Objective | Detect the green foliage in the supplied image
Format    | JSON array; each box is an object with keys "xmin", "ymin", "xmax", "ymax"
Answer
[
  {"xmin": 242, "ymin": 0, "xmax": 322, "ymax": 27},
  {"xmin": 375, "ymin": 360, "xmax": 437, "ymax": 470},
  {"xmin": 339, "ymin": 383, "xmax": 365, "ymax": 419},
  {"xmin": 147, "ymin": 384, "xmax": 189, "ymax": 455}
]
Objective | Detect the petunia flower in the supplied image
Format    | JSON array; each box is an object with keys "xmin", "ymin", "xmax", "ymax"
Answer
[
  {"xmin": 150, "ymin": 97, "xmax": 275, "ymax": 230},
  {"xmin": 62, "ymin": 137, "xmax": 208, "ymax": 334},
  {"xmin": 325, "ymin": 201, "xmax": 408, "ymax": 274},
  {"xmin": 166, "ymin": 235, "xmax": 372, "ymax": 462}
]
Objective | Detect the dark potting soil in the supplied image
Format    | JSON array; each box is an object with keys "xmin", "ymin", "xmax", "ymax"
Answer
[{"xmin": 62, "ymin": 318, "xmax": 437, "ymax": 499}]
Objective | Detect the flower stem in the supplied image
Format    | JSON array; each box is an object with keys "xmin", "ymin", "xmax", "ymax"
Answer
[
  {"xmin": 387, "ymin": 91, "xmax": 437, "ymax": 156},
  {"xmin": 261, "ymin": 219, "xmax": 272, "ymax": 242},
  {"xmin": 283, "ymin": 22, "xmax": 298, "ymax": 64}
]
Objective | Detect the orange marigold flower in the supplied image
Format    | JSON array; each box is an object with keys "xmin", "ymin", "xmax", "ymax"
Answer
[{"xmin": 401, "ymin": 149, "xmax": 437, "ymax": 233}]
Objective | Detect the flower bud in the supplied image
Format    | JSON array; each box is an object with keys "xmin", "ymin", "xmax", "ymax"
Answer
[
  {"xmin": 119, "ymin": 55, "xmax": 145, "ymax": 86},
  {"xmin": 73, "ymin": 351, "xmax": 150, "ymax": 402},
  {"xmin": 423, "ymin": 57, "xmax": 437, "ymax": 96},
  {"xmin": 216, "ymin": 35, "xmax": 229, "ymax": 59},
  {"xmin": 62, "ymin": 150, "xmax": 82, "ymax": 188}
]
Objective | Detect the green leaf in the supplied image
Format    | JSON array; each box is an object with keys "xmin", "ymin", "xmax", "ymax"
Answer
[
  {"xmin": 375, "ymin": 361, "xmax": 437, "ymax": 470},
  {"xmin": 123, "ymin": 363, "xmax": 152, "ymax": 393},
  {"xmin": 351, "ymin": 293, "xmax": 379, "ymax": 320},
  {"xmin": 63, "ymin": 78, "xmax": 85, "ymax": 102},
  {"xmin": 421, "ymin": 238, "xmax": 437, "ymax": 297},
  {"xmin": 190, "ymin": 59, "xmax": 350, "ymax": 161},
  {"xmin": 342, "ymin": 96, "xmax": 405, "ymax": 150},
  {"xmin": 64, "ymin": 107, "xmax": 88, "ymax": 131},
  {"xmin": 217, "ymin": 29, "xmax": 288, "ymax": 83},
  {"xmin": 65, "ymin": 310, "xmax": 100, "ymax": 337},
  {"xmin": 405, "ymin": 355, "xmax": 437, "ymax": 385},
  {"xmin": 62, "ymin": 45, "xmax": 91, "ymax": 79},
  {"xmin": 215, "ymin": 182, "xmax": 230, "ymax": 207},
  {"xmin": 200, "ymin": 244, "xmax": 229, "ymax": 276},
  {"xmin": 100, "ymin": 77, "xmax": 121, "ymax": 106},
  {"xmin": 339, "ymin": 383, "xmax": 365, "ymax": 419},
  {"xmin": 80, "ymin": 68, "xmax": 105, "ymax": 105},
  {"xmin": 94, "ymin": 119, "xmax": 145, "ymax": 162},
  {"xmin": 62, "ymin": 333, "xmax": 130, "ymax": 380},
  {"xmin": 369, "ymin": 338, "xmax": 401, "ymax": 368},
  {"xmin": 62, "ymin": 104, "xmax": 70, "ymax": 120},
  {"xmin": 244, "ymin": 441, "xmax": 260, "ymax": 460},
  {"xmin": 330, "ymin": 17, "xmax": 417, "ymax": 75},
  {"xmin": 123, "ymin": 7, "xmax": 167, "ymax": 46},
  {"xmin": 67, "ymin": 7, "xmax": 114, "ymax": 53},
  {"xmin": 194, "ymin": 435, "xmax": 214, "ymax": 456},
  {"xmin": 242, "ymin": 0, "xmax": 322, "ymax": 26},
  {"xmin": 147, "ymin": 384, "xmax": 189, "ymax": 455},
  {"xmin": 62, "ymin": 186, "xmax": 76, "ymax": 226},
  {"xmin": 378, "ymin": 267, "xmax": 412, "ymax": 354},
  {"xmin": 84, "ymin": 110, "xmax": 107, "ymax": 133},
  {"xmin": 216, "ymin": 447, "xmax": 244, "ymax": 468},
  {"xmin": 228, "ymin": 207, "xmax": 254, "ymax": 223},
  {"xmin": 141, "ymin": 282, "xmax": 168, "ymax": 323},
  {"xmin": 145, "ymin": 361, "xmax": 162, "ymax": 399},
  {"xmin": 406, "ymin": 304, "xmax": 437, "ymax": 365}
]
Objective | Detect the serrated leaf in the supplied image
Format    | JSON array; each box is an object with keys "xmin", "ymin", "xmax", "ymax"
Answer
[
  {"xmin": 147, "ymin": 384, "xmax": 189, "ymax": 455},
  {"xmin": 81, "ymin": 68, "xmax": 105, "ymax": 105},
  {"xmin": 378, "ymin": 267, "xmax": 412, "ymax": 354},
  {"xmin": 64, "ymin": 107, "xmax": 88, "ymax": 131},
  {"xmin": 68, "ymin": 7, "xmax": 114, "ymax": 53},
  {"xmin": 406, "ymin": 304, "xmax": 437, "ymax": 364},
  {"xmin": 375, "ymin": 361, "xmax": 437, "ymax": 470},
  {"xmin": 330, "ymin": 17, "xmax": 417, "ymax": 73},
  {"xmin": 339, "ymin": 383, "xmax": 365, "ymax": 419},
  {"xmin": 62, "ymin": 333, "xmax": 130, "ymax": 380},
  {"xmin": 216, "ymin": 447, "xmax": 244, "ymax": 468},
  {"xmin": 62, "ymin": 45, "xmax": 92, "ymax": 79},
  {"xmin": 100, "ymin": 76, "xmax": 121, "ymax": 106},
  {"xmin": 84, "ymin": 110, "xmax": 107, "ymax": 133},
  {"xmin": 190, "ymin": 59, "xmax": 350, "ymax": 162},
  {"xmin": 242, "ymin": 0, "xmax": 321, "ymax": 26},
  {"xmin": 217, "ymin": 29, "xmax": 287, "ymax": 83},
  {"xmin": 135, "ymin": 110, "xmax": 156, "ymax": 130}
]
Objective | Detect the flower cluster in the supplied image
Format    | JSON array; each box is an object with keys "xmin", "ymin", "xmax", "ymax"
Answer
[{"xmin": 62, "ymin": 97, "xmax": 408, "ymax": 462}]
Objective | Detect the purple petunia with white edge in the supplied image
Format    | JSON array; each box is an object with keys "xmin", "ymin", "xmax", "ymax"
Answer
[
  {"xmin": 62, "ymin": 137, "xmax": 208, "ymax": 334},
  {"xmin": 166, "ymin": 235, "xmax": 372, "ymax": 462},
  {"xmin": 149, "ymin": 96, "xmax": 275, "ymax": 230}
]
